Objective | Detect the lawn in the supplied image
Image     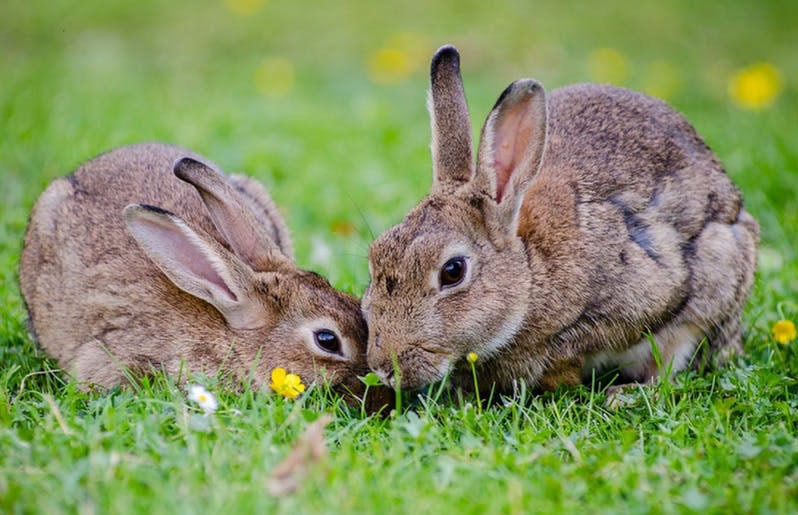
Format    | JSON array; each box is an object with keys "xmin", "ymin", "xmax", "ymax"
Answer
[{"xmin": 1, "ymin": 0, "xmax": 797, "ymax": 513}]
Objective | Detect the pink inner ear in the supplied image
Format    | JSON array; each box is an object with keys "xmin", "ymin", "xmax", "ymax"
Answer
[
  {"xmin": 493, "ymin": 102, "xmax": 535, "ymax": 203},
  {"xmin": 174, "ymin": 236, "xmax": 238, "ymax": 302},
  {"xmin": 143, "ymin": 221, "xmax": 238, "ymax": 302}
]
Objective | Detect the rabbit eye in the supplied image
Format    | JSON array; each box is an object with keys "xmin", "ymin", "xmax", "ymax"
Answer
[
  {"xmin": 314, "ymin": 330, "xmax": 342, "ymax": 355},
  {"xmin": 439, "ymin": 257, "xmax": 466, "ymax": 289}
]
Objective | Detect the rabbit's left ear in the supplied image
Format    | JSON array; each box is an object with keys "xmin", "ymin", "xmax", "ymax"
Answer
[
  {"xmin": 474, "ymin": 79, "xmax": 548, "ymax": 233},
  {"xmin": 124, "ymin": 204, "xmax": 268, "ymax": 330},
  {"xmin": 428, "ymin": 45, "xmax": 475, "ymax": 193}
]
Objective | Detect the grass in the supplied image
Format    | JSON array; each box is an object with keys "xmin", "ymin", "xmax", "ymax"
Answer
[{"xmin": 1, "ymin": 0, "xmax": 797, "ymax": 513}]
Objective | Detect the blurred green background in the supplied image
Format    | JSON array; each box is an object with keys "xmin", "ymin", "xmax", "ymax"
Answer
[{"xmin": 1, "ymin": 0, "xmax": 796, "ymax": 319}]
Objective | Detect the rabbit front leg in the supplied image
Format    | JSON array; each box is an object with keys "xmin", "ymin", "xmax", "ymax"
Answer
[{"xmin": 536, "ymin": 356, "xmax": 584, "ymax": 391}]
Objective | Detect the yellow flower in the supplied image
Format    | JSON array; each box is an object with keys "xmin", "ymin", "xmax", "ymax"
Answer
[
  {"xmin": 366, "ymin": 33, "xmax": 427, "ymax": 85},
  {"xmin": 466, "ymin": 352, "xmax": 478, "ymax": 364},
  {"xmin": 728, "ymin": 63, "xmax": 783, "ymax": 110},
  {"xmin": 224, "ymin": 0, "xmax": 267, "ymax": 16},
  {"xmin": 587, "ymin": 48, "xmax": 628, "ymax": 85},
  {"xmin": 368, "ymin": 48, "xmax": 413, "ymax": 85},
  {"xmin": 270, "ymin": 367, "xmax": 306, "ymax": 399},
  {"xmin": 772, "ymin": 320, "xmax": 796, "ymax": 345}
]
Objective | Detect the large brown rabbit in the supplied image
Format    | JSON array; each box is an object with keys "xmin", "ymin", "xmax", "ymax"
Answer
[
  {"xmin": 363, "ymin": 46, "xmax": 759, "ymax": 393},
  {"xmin": 20, "ymin": 143, "xmax": 374, "ymax": 400}
]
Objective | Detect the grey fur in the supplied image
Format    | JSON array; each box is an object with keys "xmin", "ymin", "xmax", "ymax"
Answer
[
  {"xmin": 363, "ymin": 46, "xmax": 759, "ymax": 393},
  {"xmin": 19, "ymin": 142, "xmax": 374, "ymax": 399}
]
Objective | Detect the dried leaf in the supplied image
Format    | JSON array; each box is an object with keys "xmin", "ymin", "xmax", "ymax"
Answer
[
  {"xmin": 329, "ymin": 220, "xmax": 356, "ymax": 237},
  {"xmin": 267, "ymin": 414, "xmax": 332, "ymax": 496}
]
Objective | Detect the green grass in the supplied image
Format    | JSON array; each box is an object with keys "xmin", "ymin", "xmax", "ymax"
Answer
[{"xmin": 1, "ymin": 0, "xmax": 797, "ymax": 513}]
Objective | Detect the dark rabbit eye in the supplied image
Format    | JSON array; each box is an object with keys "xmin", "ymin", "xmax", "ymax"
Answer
[
  {"xmin": 439, "ymin": 257, "xmax": 467, "ymax": 288},
  {"xmin": 315, "ymin": 330, "xmax": 342, "ymax": 355}
]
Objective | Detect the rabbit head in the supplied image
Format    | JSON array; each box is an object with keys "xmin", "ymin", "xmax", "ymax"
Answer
[
  {"xmin": 123, "ymin": 157, "xmax": 375, "ymax": 399},
  {"xmin": 363, "ymin": 46, "xmax": 548, "ymax": 390}
]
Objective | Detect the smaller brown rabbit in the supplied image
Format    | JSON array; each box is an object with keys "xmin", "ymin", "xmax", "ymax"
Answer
[
  {"xmin": 363, "ymin": 46, "xmax": 759, "ymax": 394},
  {"xmin": 19, "ymin": 143, "xmax": 375, "ymax": 401}
]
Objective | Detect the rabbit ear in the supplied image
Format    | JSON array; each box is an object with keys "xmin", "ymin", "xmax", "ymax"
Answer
[
  {"xmin": 124, "ymin": 204, "xmax": 267, "ymax": 330},
  {"xmin": 429, "ymin": 45, "xmax": 475, "ymax": 193},
  {"xmin": 173, "ymin": 157, "xmax": 291, "ymax": 272},
  {"xmin": 474, "ymin": 79, "xmax": 547, "ymax": 231}
]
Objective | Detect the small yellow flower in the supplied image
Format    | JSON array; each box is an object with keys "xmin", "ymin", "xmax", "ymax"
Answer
[
  {"xmin": 366, "ymin": 33, "xmax": 427, "ymax": 85},
  {"xmin": 728, "ymin": 63, "xmax": 783, "ymax": 110},
  {"xmin": 188, "ymin": 384, "xmax": 218, "ymax": 414},
  {"xmin": 772, "ymin": 320, "xmax": 796, "ymax": 345},
  {"xmin": 466, "ymin": 352, "xmax": 478, "ymax": 364},
  {"xmin": 367, "ymin": 48, "xmax": 413, "ymax": 85},
  {"xmin": 224, "ymin": 0, "xmax": 267, "ymax": 16},
  {"xmin": 270, "ymin": 367, "xmax": 306, "ymax": 399}
]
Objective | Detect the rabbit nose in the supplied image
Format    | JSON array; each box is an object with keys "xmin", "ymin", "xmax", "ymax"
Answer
[
  {"xmin": 367, "ymin": 332, "xmax": 399, "ymax": 389},
  {"xmin": 367, "ymin": 352, "xmax": 396, "ymax": 389},
  {"xmin": 374, "ymin": 368, "xmax": 396, "ymax": 390}
]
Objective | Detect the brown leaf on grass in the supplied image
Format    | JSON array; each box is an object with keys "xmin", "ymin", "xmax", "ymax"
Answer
[
  {"xmin": 330, "ymin": 220, "xmax": 356, "ymax": 237},
  {"xmin": 267, "ymin": 414, "xmax": 332, "ymax": 496}
]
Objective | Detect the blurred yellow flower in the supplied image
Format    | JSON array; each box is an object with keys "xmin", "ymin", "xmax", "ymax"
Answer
[
  {"xmin": 772, "ymin": 320, "xmax": 796, "ymax": 345},
  {"xmin": 367, "ymin": 33, "xmax": 427, "ymax": 85},
  {"xmin": 255, "ymin": 57, "xmax": 294, "ymax": 97},
  {"xmin": 270, "ymin": 367, "xmax": 306, "ymax": 399},
  {"xmin": 587, "ymin": 48, "xmax": 628, "ymax": 85},
  {"xmin": 368, "ymin": 48, "xmax": 413, "ymax": 84},
  {"xmin": 728, "ymin": 63, "xmax": 783, "ymax": 110},
  {"xmin": 224, "ymin": 0, "xmax": 267, "ymax": 15},
  {"xmin": 467, "ymin": 352, "xmax": 478, "ymax": 364}
]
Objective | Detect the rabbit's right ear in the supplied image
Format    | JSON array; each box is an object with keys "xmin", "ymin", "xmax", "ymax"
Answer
[
  {"xmin": 474, "ymin": 79, "xmax": 547, "ymax": 235},
  {"xmin": 124, "ymin": 204, "xmax": 267, "ymax": 330},
  {"xmin": 429, "ymin": 45, "xmax": 475, "ymax": 193},
  {"xmin": 173, "ymin": 158, "xmax": 292, "ymax": 272}
]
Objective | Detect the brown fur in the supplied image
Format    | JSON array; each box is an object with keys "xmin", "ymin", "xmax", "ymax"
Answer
[
  {"xmin": 19, "ymin": 142, "xmax": 379, "ymax": 401},
  {"xmin": 363, "ymin": 46, "xmax": 759, "ymax": 392}
]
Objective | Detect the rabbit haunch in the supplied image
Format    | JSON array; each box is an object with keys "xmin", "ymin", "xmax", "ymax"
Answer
[
  {"xmin": 363, "ymin": 46, "xmax": 758, "ymax": 392},
  {"xmin": 19, "ymin": 142, "xmax": 371, "ymax": 396}
]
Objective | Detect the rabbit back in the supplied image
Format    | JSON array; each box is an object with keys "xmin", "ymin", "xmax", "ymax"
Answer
[{"xmin": 512, "ymin": 84, "xmax": 759, "ymax": 383}]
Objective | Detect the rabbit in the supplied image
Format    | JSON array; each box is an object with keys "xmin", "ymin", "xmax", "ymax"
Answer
[
  {"xmin": 362, "ymin": 46, "xmax": 759, "ymax": 394},
  {"xmin": 19, "ymin": 142, "xmax": 380, "ymax": 403}
]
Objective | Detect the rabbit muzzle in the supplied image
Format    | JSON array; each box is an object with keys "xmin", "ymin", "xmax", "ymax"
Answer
[{"xmin": 367, "ymin": 335, "xmax": 453, "ymax": 391}]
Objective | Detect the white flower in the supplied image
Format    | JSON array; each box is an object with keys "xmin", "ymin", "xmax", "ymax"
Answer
[
  {"xmin": 187, "ymin": 384, "xmax": 218, "ymax": 415},
  {"xmin": 310, "ymin": 236, "xmax": 333, "ymax": 269}
]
